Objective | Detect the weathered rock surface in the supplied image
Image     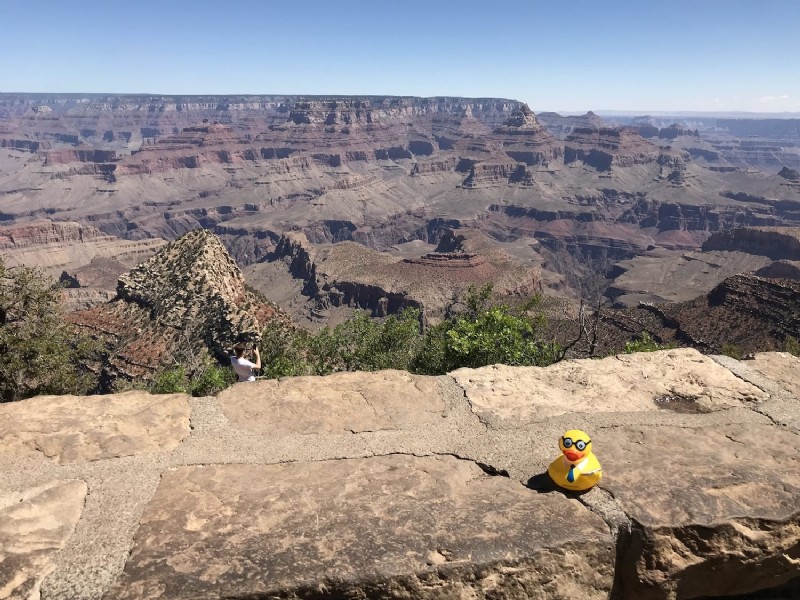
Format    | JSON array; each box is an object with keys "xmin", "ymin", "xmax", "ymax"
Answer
[
  {"xmin": 747, "ymin": 352, "xmax": 800, "ymax": 403},
  {"xmin": 219, "ymin": 369, "xmax": 446, "ymax": 435},
  {"xmin": 451, "ymin": 349, "xmax": 767, "ymax": 426},
  {"xmin": 0, "ymin": 391, "xmax": 190, "ymax": 463},
  {"xmin": 0, "ymin": 480, "xmax": 87, "ymax": 600},
  {"xmin": 603, "ymin": 424, "xmax": 800, "ymax": 599},
  {"xmin": 2, "ymin": 350, "xmax": 799, "ymax": 599},
  {"xmin": 104, "ymin": 457, "xmax": 613, "ymax": 600}
]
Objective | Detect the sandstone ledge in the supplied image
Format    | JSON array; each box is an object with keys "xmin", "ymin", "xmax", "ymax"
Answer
[
  {"xmin": 104, "ymin": 457, "xmax": 613, "ymax": 600},
  {"xmin": 0, "ymin": 350, "xmax": 798, "ymax": 599},
  {"xmin": 0, "ymin": 391, "xmax": 190, "ymax": 464}
]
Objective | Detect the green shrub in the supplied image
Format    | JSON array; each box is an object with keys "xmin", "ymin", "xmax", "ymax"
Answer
[
  {"xmin": 259, "ymin": 320, "xmax": 313, "ymax": 378},
  {"xmin": 149, "ymin": 366, "xmax": 189, "ymax": 394},
  {"xmin": 412, "ymin": 304, "xmax": 559, "ymax": 374},
  {"xmin": 256, "ymin": 285, "xmax": 560, "ymax": 379},
  {"xmin": 328, "ymin": 309, "xmax": 422, "ymax": 372},
  {"xmin": 720, "ymin": 343, "xmax": 743, "ymax": 360},
  {"xmin": 0, "ymin": 259, "xmax": 100, "ymax": 402},
  {"xmin": 785, "ymin": 336, "xmax": 800, "ymax": 357},
  {"xmin": 623, "ymin": 331, "xmax": 672, "ymax": 354},
  {"xmin": 190, "ymin": 364, "xmax": 235, "ymax": 396},
  {"xmin": 150, "ymin": 360, "xmax": 236, "ymax": 396}
]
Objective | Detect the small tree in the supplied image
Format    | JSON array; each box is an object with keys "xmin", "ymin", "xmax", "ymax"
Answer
[{"xmin": 0, "ymin": 259, "xmax": 98, "ymax": 402}]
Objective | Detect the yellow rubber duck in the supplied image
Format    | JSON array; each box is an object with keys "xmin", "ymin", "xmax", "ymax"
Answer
[{"xmin": 547, "ymin": 429, "xmax": 602, "ymax": 492}]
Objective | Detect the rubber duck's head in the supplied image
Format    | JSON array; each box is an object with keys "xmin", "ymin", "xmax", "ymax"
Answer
[{"xmin": 559, "ymin": 429, "xmax": 593, "ymax": 463}]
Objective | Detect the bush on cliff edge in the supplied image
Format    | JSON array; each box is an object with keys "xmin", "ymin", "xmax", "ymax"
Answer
[
  {"xmin": 258, "ymin": 285, "xmax": 561, "ymax": 378},
  {"xmin": 0, "ymin": 259, "xmax": 99, "ymax": 402}
]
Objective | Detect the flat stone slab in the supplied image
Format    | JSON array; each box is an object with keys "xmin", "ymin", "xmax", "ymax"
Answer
[
  {"xmin": 105, "ymin": 456, "xmax": 614, "ymax": 599},
  {"xmin": 0, "ymin": 480, "xmax": 87, "ymax": 600},
  {"xmin": 453, "ymin": 349, "xmax": 767, "ymax": 426},
  {"xmin": 0, "ymin": 391, "xmax": 190, "ymax": 464},
  {"xmin": 599, "ymin": 423, "xmax": 800, "ymax": 599},
  {"xmin": 749, "ymin": 352, "xmax": 800, "ymax": 400},
  {"xmin": 218, "ymin": 370, "xmax": 448, "ymax": 435}
]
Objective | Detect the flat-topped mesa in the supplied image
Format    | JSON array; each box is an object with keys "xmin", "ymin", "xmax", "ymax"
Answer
[
  {"xmin": 403, "ymin": 252, "xmax": 486, "ymax": 269},
  {"xmin": 564, "ymin": 126, "xmax": 667, "ymax": 171},
  {"xmin": 537, "ymin": 111, "xmax": 608, "ymax": 139}
]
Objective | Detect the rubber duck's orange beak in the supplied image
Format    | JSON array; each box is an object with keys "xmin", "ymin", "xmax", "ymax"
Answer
[{"xmin": 564, "ymin": 449, "xmax": 583, "ymax": 462}]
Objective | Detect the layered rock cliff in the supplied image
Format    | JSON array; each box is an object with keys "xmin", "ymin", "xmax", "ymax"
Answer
[
  {"xmin": 702, "ymin": 226, "xmax": 800, "ymax": 260},
  {"xmin": 0, "ymin": 220, "xmax": 165, "ymax": 277},
  {"xmin": 3, "ymin": 94, "xmax": 800, "ymax": 307},
  {"xmin": 599, "ymin": 273, "xmax": 800, "ymax": 354},
  {"xmin": 0, "ymin": 220, "xmax": 166, "ymax": 310},
  {"xmin": 248, "ymin": 228, "xmax": 542, "ymax": 324}
]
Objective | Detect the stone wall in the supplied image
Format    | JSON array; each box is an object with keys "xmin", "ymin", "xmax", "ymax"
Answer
[{"xmin": 2, "ymin": 349, "xmax": 800, "ymax": 599}]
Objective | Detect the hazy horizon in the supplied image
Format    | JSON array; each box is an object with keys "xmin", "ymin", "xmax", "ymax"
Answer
[
  {"xmin": 4, "ymin": 91, "xmax": 800, "ymax": 119},
  {"xmin": 1, "ymin": 0, "xmax": 798, "ymax": 114}
]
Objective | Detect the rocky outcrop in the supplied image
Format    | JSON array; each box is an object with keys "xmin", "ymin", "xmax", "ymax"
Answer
[
  {"xmin": 779, "ymin": 166, "xmax": 800, "ymax": 181},
  {"xmin": 3, "ymin": 350, "xmax": 800, "ymax": 599},
  {"xmin": 702, "ymin": 226, "xmax": 800, "ymax": 260},
  {"xmin": 492, "ymin": 105, "xmax": 563, "ymax": 167},
  {"xmin": 755, "ymin": 259, "xmax": 800, "ymax": 279},
  {"xmin": 70, "ymin": 230, "xmax": 280, "ymax": 380},
  {"xmin": 564, "ymin": 127, "xmax": 664, "ymax": 171},
  {"xmin": 255, "ymin": 228, "xmax": 540, "ymax": 323},
  {"xmin": 601, "ymin": 273, "xmax": 800, "ymax": 354}
]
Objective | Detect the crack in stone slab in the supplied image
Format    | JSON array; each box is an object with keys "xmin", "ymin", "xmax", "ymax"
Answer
[
  {"xmin": 710, "ymin": 354, "xmax": 800, "ymax": 433},
  {"xmin": 446, "ymin": 374, "xmax": 491, "ymax": 431}
]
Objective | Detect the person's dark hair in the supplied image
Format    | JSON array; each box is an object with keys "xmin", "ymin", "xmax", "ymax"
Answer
[{"xmin": 234, "ymin": 343, "xmax": 246, "ymax": 358}]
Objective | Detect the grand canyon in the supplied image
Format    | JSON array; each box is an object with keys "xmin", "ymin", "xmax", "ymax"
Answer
[
  {"xmin": 2, "ymin": 92, "xmax": 800, "ymax": 600},
  {"xmin": 2, "ymin": 93, "xmax": 799, "ymax": 326}
]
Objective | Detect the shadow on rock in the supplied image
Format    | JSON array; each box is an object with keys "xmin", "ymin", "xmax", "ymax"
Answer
[{"xmin": 525, "ymin": 472, "xmax": 592, "ymax": 497}]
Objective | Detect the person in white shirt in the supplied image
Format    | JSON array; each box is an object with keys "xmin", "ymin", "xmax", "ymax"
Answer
[{"xmin": 231, "ymin": 343, "xmax": 261, "ymax": 382}]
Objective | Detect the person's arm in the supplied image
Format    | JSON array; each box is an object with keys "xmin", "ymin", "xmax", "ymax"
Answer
[{"xmin": 252, "ymin": 347, "xmax": 261, "ymax": 371}]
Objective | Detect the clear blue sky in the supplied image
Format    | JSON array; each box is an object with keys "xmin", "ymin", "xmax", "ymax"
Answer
[{"xmin": 1, "ymin": 0, "xmax": 798, "ymax": 113}]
